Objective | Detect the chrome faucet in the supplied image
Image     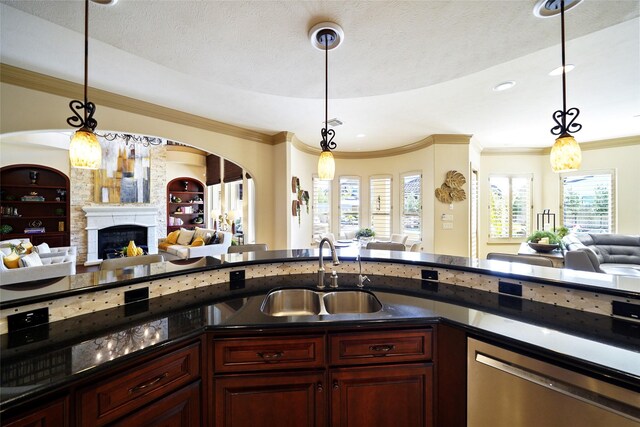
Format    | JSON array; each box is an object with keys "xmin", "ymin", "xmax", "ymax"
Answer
[
  {"xmin": 357, "ymin": 252, "xmax": 370, "ymax": 288},
  {"xmin": 318, "ymin": 237, "xmax": 340, "ymax": 289}
]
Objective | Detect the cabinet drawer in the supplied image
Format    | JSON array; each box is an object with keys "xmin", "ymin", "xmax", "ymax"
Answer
[
  {"xmin": 329, "ymin": 329, "xmax": 432, "ymax": 365},
  {"xmin": 214, "ymin": 335, "xmax": 325, "ymax": 373},
  {"xmin": 78, "ymin": 342, "xmax": 200, "ymax": 426}
]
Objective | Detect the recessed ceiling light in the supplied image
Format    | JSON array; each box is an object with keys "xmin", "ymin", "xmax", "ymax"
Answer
[
  {"xmin": 549, "ymin": 64, "xmax": 575, "ymax": 76},
  {"xmin": 533, "ymin": 0, "xmax": 583, "ymax": 18},
  {"xmin": 356, "ymin": 134, "xmax": 366, "ymax": 138},
  {"xmin": 492, "ymin": 81, "xmax": 516, "ymax": 92}
]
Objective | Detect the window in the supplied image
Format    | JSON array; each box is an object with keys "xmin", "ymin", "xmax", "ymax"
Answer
[
  {"xmin": 370, "ymin": 176, "xmax": 392, "ymax": 240},
  {"xmin": 339, "ymin": 177, "xmax": 360, "ymax": 237},
  {"xmin": 401, "ymin": 173, "xmax": 421, "ymax": 240},
  {"xmin": 561, "ymin": 171, "xmax": 615, "ymax": 234},
  {"xmin": 489, "ymin": 175, "xmax": 532, "ymax": 239},
  {"xmin": 312, "ymin": 177, "xmax": 331, "ymax": 239}
]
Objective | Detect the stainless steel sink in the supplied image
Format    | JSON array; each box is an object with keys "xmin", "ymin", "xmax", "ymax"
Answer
[
  {"xmin": 260, "ymin": 288, "xmax": 382, "ymax": 316},
  {"xmin": 260, "ymin": 289, "xmax": 321, "ymax": 316},
  {"xmin": 322, "ymin": 290, "xmax": 382, "ymax": 314}
]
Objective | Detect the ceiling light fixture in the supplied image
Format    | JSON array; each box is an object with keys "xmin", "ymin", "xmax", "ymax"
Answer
[
  {"xmin": 492, "ymin": 81, "xmax": 516, "ymax": 92},
  {"xmin": 67, "ymin": 0, "xmax": 101, "ymax": 169},
  {"xmin": 310, "ymin": 22, "xmax": 344, "ymax": 181},
  {"xmin": 549, "ymin": 64, "xmax": 575, "ymax": 76},
  {"xmin": 549, "ymin": 0, "xmax": 582, "ymax": 173}
]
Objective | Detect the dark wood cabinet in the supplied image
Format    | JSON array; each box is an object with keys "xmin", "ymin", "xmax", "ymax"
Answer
[
  {"xmin": 214, "ymin": 371, "xmax": 326, "ymax": 427},
  {"xmin": 110, "ymin": 381, "xmax": 201, "ymax": 427},
  {"xmin": 2, "ymin": 397, "xmax": 68, "ymax": 427},
  {"xmin": 77, "ymin": 342, "xmax": 200, "ymax": 426},
  {"xmin": 0, "ymin": 165, "xmax": 70, "ymax": 246},
  {"xmin": 166, "ymin": 177, "xmax": 205, "ymax": 233},
  {"xmin": 330, "ymin": 364, "xmax": 433, "ymax": 427}
]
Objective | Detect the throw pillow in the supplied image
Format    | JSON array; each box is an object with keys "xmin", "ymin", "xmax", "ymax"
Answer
[
  {"xmin": 190, "ymin": 237, "xmax": 205, "ymax": 247},
  {"xmin": 23, "ymin": 241, "xmax": 33, "ymax": 254},
  {"xmin": 176, "ymin": 228, "xmax": 196, "ymax": 245},
  {"xmin": 193, "ymin": 227, "xmax": 214, "ymax": 244},
  {"xmin": 211, "ymin": 232, "xmax": 221, "ymax": 245},
  {"xmin": 3, "ymin": 251, "xmax": 20, "ymax": 269},
  {"xmin": 35, "ymin": 242, "xmax": 51, "ymax": 254},
  {"xmin": 20, "ymin": 252, "xmax": 43, "ymax": 268},
  {"xmin": 166, "ymin": 230, "xmax": 180, "ymax": 245}
]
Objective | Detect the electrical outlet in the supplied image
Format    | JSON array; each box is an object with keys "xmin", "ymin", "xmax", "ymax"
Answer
[
  {"xmin": 441, "ymin": 214, "xmax": 454, "ymax": 221},
  {"xmin": 442, "ymin": 222, "xmax": 453, "ymax": 229}
]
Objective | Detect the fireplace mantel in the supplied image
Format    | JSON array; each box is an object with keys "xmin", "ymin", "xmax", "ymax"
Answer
[{"xmin": 83, "ymin": 206, "xmax": 158, "ymax": 265}]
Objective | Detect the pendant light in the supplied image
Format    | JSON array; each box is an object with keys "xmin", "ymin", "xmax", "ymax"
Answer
[
  {"xmin": 310, "ymin": 23, "xmax": 343, "ymax": 180},
  {"xmin": 549, "ymin": 0, "xmax": 582, "ymax": 173},
  {"xmin": 67, "ymin": 0, "xmax": 102, "ymax": 169}
]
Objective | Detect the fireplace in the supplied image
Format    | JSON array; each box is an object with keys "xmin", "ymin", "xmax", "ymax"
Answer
[
  {"xmin": 98, "ymin": 225, "xmax": 148, "ymax": 259},
  {"xmin": 83, "ymin": 206, "xmax": 158, "ymax": 265}
]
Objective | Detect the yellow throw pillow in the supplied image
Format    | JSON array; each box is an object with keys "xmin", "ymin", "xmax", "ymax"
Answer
[
  {"xmin": 158, "ymin": 242, "xmax": 172, "ymax": 251},
  {"xmin": 190, "ymin": 237, "xmax": 205, "ymax": 247},
  {"xmin": 166, "ymin": 230, "xmax": 180, "ymax": 244},
  {"xmin": 22, "ymin": 242, "xmax": 33, "ymax": 254},
  {"xmin": 3, "ymin": 252, "xmax": 20, "ymax": 269}
]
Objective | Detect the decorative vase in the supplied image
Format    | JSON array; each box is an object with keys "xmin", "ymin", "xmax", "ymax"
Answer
[{"xmin": 359, "ymin": 236, "xmax": 373, "ymax": 247}]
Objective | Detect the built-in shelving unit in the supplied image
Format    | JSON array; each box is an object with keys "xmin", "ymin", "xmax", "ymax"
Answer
[
  {"xmin": 0, "ymin": 165, "xmax": 70, "ymax": 246},
  {"xmin": 166, "ymin": 177, "xmax": 205, "ymax": 233}
]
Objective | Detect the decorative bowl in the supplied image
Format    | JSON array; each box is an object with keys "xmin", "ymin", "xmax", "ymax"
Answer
[{"xmin": 527, "ymin": 242, "xmax": 560, "ymax": 253}]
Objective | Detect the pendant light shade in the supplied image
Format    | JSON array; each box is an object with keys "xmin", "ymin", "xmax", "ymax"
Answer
[
  {"xmin": 548, "ymin": 0, "xmax": 582, "ymax": 173},
  {"xmin": 69, "ymin": 129, "xmax": 102, "ymax": 169},
  {"xmin": 317, "ymin": 150, "xmax": 335, "ymax": 180},
  {"xmin": 550, "ymin": 134, "xmax": 581, "ymax": 172}
]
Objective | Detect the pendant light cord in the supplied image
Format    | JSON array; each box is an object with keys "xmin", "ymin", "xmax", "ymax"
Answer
[
  {"xmin": 83, "ymin": 0, "xmax": 89, "ymax": 124},
  {"xmin": 560, "ymin": 0, "xmax": 567, "ymax": 130},
  {"xmin": 324, "ymin": 35, "xmax": 328, "ymax": 135}
]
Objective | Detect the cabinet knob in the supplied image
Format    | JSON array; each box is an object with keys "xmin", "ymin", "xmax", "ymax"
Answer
[
  {"xmin": 333, "ymin": 381, "xmax": 339, "ymax": 390},
  {"xmin": 317, "ymin": 382, "xmax": 323, "ymax": 392}
]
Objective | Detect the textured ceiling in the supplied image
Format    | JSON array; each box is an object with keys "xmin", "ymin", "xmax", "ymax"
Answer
[{"xmin": 1, "ymin": 0, "xmax": 639, "ymax": 152}]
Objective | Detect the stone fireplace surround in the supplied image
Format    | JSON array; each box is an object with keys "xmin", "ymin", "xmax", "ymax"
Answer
[{"xmin": 83, "ymin": 206, "xmax": 158, "ymax": 266}]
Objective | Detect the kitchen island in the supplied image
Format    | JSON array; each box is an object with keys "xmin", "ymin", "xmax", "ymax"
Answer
[{"xmin": 1, "ymin": 249, "xmax": 638, "ymax": 426}]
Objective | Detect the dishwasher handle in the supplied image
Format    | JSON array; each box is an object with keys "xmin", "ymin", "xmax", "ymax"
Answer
[{"xmin": 475, "ymin": 352, "xmax": 640, "ymax": 423}]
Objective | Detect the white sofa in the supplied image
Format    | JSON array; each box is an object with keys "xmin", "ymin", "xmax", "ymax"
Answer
[
  {"xmin": 158, "ymin": 229, "xmax": 232, "ymax": 260},
  {"xmin": 0, "ymin": 251, "xmax": 76, "ymax": 285}
]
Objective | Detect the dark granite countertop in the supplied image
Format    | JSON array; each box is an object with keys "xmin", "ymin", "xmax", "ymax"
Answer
[
  {"xmin": 1, "ymin": 273, "xmax": 639, "ymax": 412},
  {"xmin": 2, "ymin": 249, "xmax": 639, "ymax": 309}
]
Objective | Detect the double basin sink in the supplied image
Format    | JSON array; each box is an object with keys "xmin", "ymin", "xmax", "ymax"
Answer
[{"xmin": 261, "ymin": 288, "xmax": 383, "ymax": 317}]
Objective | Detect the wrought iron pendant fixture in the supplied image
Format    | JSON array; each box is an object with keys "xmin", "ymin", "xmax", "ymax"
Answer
[
  {"xmin": 68, "ymin": 0, "xmax": 102, "ymax": 169},
  {"xmin": 310, "ymin": 23, "xmax": 343, "ymax": 181},
  {"xmin": 549, "ymin": 0, "xmax": 582, "ymax": 173}
]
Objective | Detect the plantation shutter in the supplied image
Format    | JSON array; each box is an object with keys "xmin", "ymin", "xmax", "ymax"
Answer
[
  {"xmin": 339, "ymin": 177, "xmax": 360, "ymax": 237},
  {"xmin": 370, "ymin": 176, "xmax": 392, "ymax": 240},
  {"xmin": 312, "ymin": 177, "xmax": 331, "ymax": 239},
  {"xmin": 401, "ymin": 174, "xmax": 422, "ymax": 240},
  {"xmin": 489, "ymin": 175, "xmax": 532, "ymax": 239},
  {"xmin": 561, "ymin": 172, "xmax": 615, "ymax": 233}
]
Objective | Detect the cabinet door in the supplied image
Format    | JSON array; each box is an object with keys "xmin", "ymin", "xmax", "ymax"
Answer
[
  {"xmin": 330, "ymin": 364, "xmax": 433, "ymax": 427},
  {"xmin": 2, "ymin": 397, "xmax": 68, "ymax": 427},
  {"xmin": 214, "ymin": 371, "xmax": 326, "ymax": 427},
  {"xmin": 110, "ymin": 381, "xmax": 201, "ymax": 427}
]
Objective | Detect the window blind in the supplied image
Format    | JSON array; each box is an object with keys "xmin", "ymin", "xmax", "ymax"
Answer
[
  {"xmin": 489, "ymin": 175, "xmax": 532, "ymax": 239},
  {"xmin": 561, "ymin": 172, "xmax": 615, "ymax": 233},
  {"xmin": 312, "ymin": 177, "xmax": 331, "ymax": 239},
  {"xmin": 339, "ymin": 177, "xmax": 360, "ymax": 237},
  {"xmin": 401, "ymin": 174, "xmax": 421, "ymax": 240},
  {"xmin": 370, "ymin": 176, "xmax": 392, "ymax": 240}
]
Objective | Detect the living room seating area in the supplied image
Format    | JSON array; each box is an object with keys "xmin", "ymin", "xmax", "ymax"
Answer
[{"xmin": 563, "ymin": 234, "xmax": 640, "ymax": 277}]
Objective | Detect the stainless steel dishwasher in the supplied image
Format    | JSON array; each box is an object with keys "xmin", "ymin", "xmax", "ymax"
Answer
[{"xmin": 467, "ymin": 338, "xmax": 640, "ymax": 427}]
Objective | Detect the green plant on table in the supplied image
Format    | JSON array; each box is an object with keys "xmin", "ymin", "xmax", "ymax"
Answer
[
  {"xmin": 355, "ymin": 228, "xmax": 376, "ymax": 238},
  {"xmin": 527, "ymin": 230, "xmax": 561, "ymax": 245}
]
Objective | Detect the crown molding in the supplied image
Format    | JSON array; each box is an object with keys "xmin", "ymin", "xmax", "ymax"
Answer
[
  {"xmin": 289, "ymin": 133, "xmax": 473, "ymax": 159},
  {"xmin": 0, "ymin": 63, "xmax": 274, "ymax": 145},
  {"xmin": 166, "ymin": 144, "xmax": 208, "ymax": 156},
  {"xmin": 481, "ymin": 135, "xmax": 640, "ymax": 156}
]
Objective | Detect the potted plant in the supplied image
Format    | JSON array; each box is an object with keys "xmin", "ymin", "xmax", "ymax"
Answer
[
  {"xmin": 355, "ymin": 227, "xmax": 376, "ymax": 246},
  {"xmin": 526, "ymin": 230, "xmax": 561, "ymax": 252}
]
